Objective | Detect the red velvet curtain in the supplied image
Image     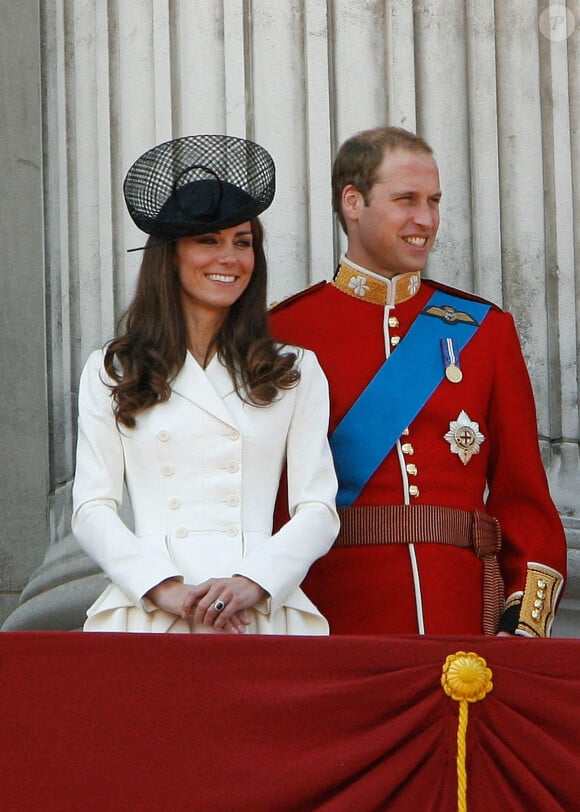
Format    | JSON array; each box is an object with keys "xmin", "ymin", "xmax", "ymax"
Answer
[{"xmin": 1, "ymin": 633, "xmax": 578, "ymax": 811}]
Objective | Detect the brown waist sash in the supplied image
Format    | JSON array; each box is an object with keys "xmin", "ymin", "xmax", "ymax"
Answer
[{"xmin": 334, "ymin": 504, "xmax": 504, "ymax": 635}]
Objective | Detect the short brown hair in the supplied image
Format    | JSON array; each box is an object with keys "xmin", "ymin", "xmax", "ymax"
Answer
[{"xmin": 331, "ymin": 127, "xmax": 433, "ymax": 232}]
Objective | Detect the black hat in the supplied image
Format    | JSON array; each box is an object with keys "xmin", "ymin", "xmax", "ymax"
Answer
[{"xmin": 123, "ymin": 134, "xmax": 275, "ymax": 239}]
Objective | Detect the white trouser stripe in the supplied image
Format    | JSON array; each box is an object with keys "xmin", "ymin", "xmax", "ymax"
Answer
[{"xmin": 408, "ymin": 543, "xmax": 425, "ymax": 634}]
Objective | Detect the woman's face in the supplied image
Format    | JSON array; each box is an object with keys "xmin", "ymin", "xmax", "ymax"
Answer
[{"xmin": 175, "ymin": 222, "xmax": 255, "ymax": 317}]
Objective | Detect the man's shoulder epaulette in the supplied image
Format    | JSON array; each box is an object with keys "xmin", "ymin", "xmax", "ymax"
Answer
[
  {"xmin": 426, "ymin": 279, "xmax": 502, "ymax": 312},
  {"xmin": 268, "ymin": 281, "xmax": 328, "ymax": 313}
]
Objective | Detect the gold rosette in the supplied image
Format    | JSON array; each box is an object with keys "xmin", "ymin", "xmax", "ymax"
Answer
[
  {"xmin": 441, "ymin": 651, "xmax": 493, "ymax": 702},
  {"xmin": 441, "ymin": 652, "xmax": 493, "ymax": 812}
]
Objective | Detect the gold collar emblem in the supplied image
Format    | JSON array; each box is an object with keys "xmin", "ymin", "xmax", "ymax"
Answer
[{"xmin": 332, "ymin": 258, "xmax": 421, "ymax": 307}]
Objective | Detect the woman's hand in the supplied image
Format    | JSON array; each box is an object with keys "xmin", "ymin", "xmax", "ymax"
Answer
[
  {"xmin": 189, "ymin": 576, "xmax": 269, "ymax": 631},
  {"xmin": 145, "ymin": 578, "xmax": 195, "ymax": 616},
  {"xmin": 145, "ymin": 578, "xmax": 254, "ymax": 634}
]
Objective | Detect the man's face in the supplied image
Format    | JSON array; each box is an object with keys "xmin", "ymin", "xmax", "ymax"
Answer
[{"xmin": 343, "ymin": 148, "xmax": 441, "ymax": 279}]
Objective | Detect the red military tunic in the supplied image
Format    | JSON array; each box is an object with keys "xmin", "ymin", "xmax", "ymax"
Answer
[{"xmin": 270, "ymin": 258, "xmax": 567, "ymax": 636}]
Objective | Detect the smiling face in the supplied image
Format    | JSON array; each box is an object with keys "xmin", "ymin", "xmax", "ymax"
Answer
[
  {"xmin": 341, "ymin": 148, "xmax": 441, "ymax": 279},
  {"xmin": 175, "ymin": 222, "xmax": 255, "ymax": 318}
]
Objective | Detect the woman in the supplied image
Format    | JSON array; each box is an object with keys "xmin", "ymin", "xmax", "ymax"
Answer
[{"xmin": 72, "ymin": 134, "xmax": 339, "ymax": 634}]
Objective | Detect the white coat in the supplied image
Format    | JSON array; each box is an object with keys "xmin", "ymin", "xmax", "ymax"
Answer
[{"xmin": 72, "ymin": 347, "xmax": 339, "ymax": 634}]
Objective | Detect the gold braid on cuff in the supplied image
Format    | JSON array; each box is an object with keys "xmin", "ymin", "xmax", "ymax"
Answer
[{"xmin": 517, "ymin": 563, "xmax": 564, "ymax": 637}]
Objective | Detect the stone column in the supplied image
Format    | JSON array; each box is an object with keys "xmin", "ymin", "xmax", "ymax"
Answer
[{"xmin": 0, "ymin": 0, "xmax": 50, "ymax": 623}]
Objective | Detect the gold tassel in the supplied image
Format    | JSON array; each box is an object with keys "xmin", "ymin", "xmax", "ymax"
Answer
[{"xmin": 441, "ymin": 652, "xmax": 493, "ymax": 812}]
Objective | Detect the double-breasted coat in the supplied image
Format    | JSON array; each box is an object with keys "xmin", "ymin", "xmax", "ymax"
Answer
[{"xmin": 72, "ymin": 347, "xmax": 339, "ymax": 634}]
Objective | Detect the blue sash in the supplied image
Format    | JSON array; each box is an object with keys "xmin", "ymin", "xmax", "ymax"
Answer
[{"xmin": 330, "ymin": 290, "xmax": 491, "ymax": 506}]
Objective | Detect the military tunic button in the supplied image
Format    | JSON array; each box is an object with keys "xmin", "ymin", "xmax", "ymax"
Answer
[
  {"xmin": 161, "ymin": 464, "xmax": 174, "ymax": 477},
  {"xmin": 406, "ymin": 463, "xmax": 418, "ymax": 476},
  {"xmin": 229, "ymin": 429, "xmax": 240, "ymax": 441},
  {"xmin": 402, "ymin": 443, "xmax": 414, "ymax": 455},
  {"xmin": 409, "ymin": 485, "xmax": 420, "ymax": 498},
  {"xmin": 534, "ymin": 599, "xmax": 543, "ymax": 609},
  {"xmin": 226, "ymin": 461, "xmax": 240, "ymax": 473},
  {"xmin": 537, "ymin": 579, "xmax": 547, "ymax": 589},
  {"xmin": 157, "ymin": 430, "xmax": 170, "ymax": 442},
  {"xmin": 168, "ymin": 497, "xmax": 181, "ymax": 510},
  {"xmin": 226, "ymin": 526, "xmax": 239, "ymax": 537},
  {"xmin": 536, "ymin": 589, "xmax": 545, "ymax": 599},
  {"xmin": 175, "ymin": 527, "xmax": 187, "ymax": 539},
  {"xmin": 401, "ymin": 428, "xmax": 410, "ymax": 436},
  {"xmin": 390, "ymin": 335, "xmax": 401, "ymax": 346},
  {"xmin": 388, "ymin": 316, "xmax": 399, "ymax": 328},
  {"xmin": 226, "ymin": 495, "xmax": 240, "ymax": 507},
  {"xmin": 531, "ymin": 609, "xmax": 541, "ymax": 620}
]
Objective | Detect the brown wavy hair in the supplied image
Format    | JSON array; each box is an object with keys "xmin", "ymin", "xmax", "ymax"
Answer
[{"xmin": 104, "ymin": 219, "xmax": 299, "ymax": 427}]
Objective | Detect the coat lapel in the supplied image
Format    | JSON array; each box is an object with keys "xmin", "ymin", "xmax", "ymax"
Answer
[{"xmin": 171, "ymin": 352, "xmax": 238, "ymax": 429}]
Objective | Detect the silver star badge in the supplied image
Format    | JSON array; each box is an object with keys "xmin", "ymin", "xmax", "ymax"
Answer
[{"xmin": 444, "ymin": 410, "xmax": 485, "ymax": 465}]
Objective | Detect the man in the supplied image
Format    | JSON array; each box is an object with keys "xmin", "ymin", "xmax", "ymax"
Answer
[{"xmin": 270, "ymin": 126, "xmax": 567, "ymax": 636}]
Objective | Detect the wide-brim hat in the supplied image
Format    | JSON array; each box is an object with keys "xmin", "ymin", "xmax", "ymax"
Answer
[{"xmin": 123, "ymin": 134, "xmax": 275, "ymax": 239}]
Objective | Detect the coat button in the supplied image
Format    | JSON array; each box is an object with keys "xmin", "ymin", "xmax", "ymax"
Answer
[
  {"xmin": 157, "ymin": 430, "xmax": 170, "ymax": 442},
  {"xmin": 228, "ymin": 429, "xmax": 240, "ymax": 441},
  {"xmin": 390, "ymin": 335, "xmax": 401, "ymax": 346},
  {"xmin": 226, "ymin": 461, "xmax": 240, "ymax": 473},
  {"xmin": 226, "ymin": 526, "xmax": 239, "ymax": 537},
  {"xmin": 388, "ymin": 316, "xmax": 399, "ymax": 328},
  {"xmin": 175, "ymin": 527, "xmax": 188, "ymax": 539},
  {"xmin": 226, "ymin": 495, "xmax": 240, "ymax": 507},
  {"xmin": 402, "ymin": 443, "xmax": 414, "ymax": 455},
  {"xmin": 409, "ymin": 485, "xmax": 420, "ymax": 498},
  {"xmin": 406, "ymin": 463, "xmax": 418, "ymax": 476},
  {"xmin": 168, "ymin": 497, "xmax": 181, "ymax": 510},
  {"xmin": 161, "ymin": 464, "xmax": 174, "ymax": 477}
]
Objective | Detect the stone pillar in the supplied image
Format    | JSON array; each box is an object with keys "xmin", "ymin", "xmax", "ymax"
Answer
[{"xmin": 0, "ymin": 0, "xmax": 50, "ymax": 622}]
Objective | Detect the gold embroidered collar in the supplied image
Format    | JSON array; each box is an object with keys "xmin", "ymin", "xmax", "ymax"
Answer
[{"xmin": 331, "ymin": 257, "xmax": 421, "ymax": 307}]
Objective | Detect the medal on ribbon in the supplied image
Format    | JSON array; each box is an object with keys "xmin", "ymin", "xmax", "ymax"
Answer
[{"xmin": 440, "ymin": 337, "xmax": 463, "ymax": 383}]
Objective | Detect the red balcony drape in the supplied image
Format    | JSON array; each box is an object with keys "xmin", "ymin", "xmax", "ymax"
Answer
[{"xmin": 1, "ymin": 633, "xmax": 578, "ymax": 811}]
